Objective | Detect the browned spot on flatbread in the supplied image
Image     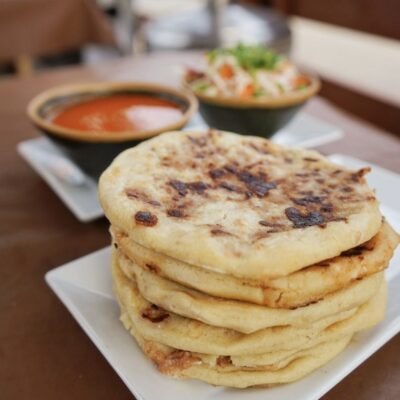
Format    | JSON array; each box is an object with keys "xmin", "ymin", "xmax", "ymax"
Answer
[
  {"xmin": 350, "ymin": 167, "xmax": 371, "ymax": 182},
  {"xmin": 317, "ymin": 262, "xmax": 331, "ymax": 267},
  {"xmin": 224, "ymin": 164, "xmax": 238, "ymax": 174},
  {"xmin": 341, "ymin": 245, "xmax": 367, "ymax": 257},
  {"xmin": 292, "ymin": 195, "xmax": 327, "ymax": 206},
  {"xmin": 167, "ymin": 208, "xmax": 185, "ymax": 218},
  {"xmin": 187, "ymin": 135, "xmax": 208, "ymax": 147},
  {"xmin": 237, "ymin": 171, "xmax": 277, "ymax": 197},
  {"xmin": 320, "ymin": 203, "xmax": 334, "ymax": 213},
  {"xmin": 169, "ymin": 180, "xmax": 209, "ymax": 197},
  {"xmin": 141, "ymin": 305, "xmax": 169, "ymax": 323},
  {"xmin": 187, "ymin": 181, "xmax": 209, "ymax": 194},
  {"xmin": 210, "ymin": 228, "xmax": 232, "ymax": 236},
  {"xmin": 169, "ymin": 180, "xmax": 188, "ymax": 196},
  {"xmin": 134, "ymin": 211, "xmax": 158, "ymax": 227},
  {"xmin": 285, "ymin": 207, "xmax": 325, "ymax": 228},
  {"xmin": 247, "ymin": 142, "xmax": 270, "ymax": 154},
  {"xmin": 219, "ymin": 182, "xmax": 242, "ymax": 193},
  {"xmin": 252, "ymin": 231, "xmax": 271, "ymax": 242},
  {"xmin": 209, "ymin": 168, "xmax": 226, "ymax": 179},
  {"xmin": 216, "ymin": 356, "xmax": 233, "ymax": 367},
  {"xmin": 126, "ymin": 188, "xmax": 161, "ymax": 206},
  {"xmin": 289, "ymin": 299, "xmax": 319, "ymax": 309},
  {"xmin": 159, "ymin": 350, "xmax": 201, "ymax": 373},
  {"xmin": 258, "ymin": 221, "xmax": 283, "ymax": 228},
  {"xmin": 145, "ymin": 263, "xmax": 160, "ymax": 273},
  {"xmin": 341, "ymin": 186, "xmax": 353, "ymax": 193}
]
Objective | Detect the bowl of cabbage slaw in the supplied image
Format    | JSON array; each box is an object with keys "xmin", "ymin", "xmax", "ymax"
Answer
[{"xmin": 184, "ymin": 44, "xmax": 320, "ymax": 137}]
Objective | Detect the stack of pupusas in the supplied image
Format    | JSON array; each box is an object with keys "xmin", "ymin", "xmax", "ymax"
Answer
[{"xmin": 99, "ymin": 130, "xmax": 399, "ymax": 388}]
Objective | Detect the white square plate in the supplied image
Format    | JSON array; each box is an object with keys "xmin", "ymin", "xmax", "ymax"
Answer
[
  {"xmin": 17, "ymin": 138, "xmax": 102, "ymax": 222},
  {"xmin": 46, "ymin": 155, "xmax": 400, "ymax": 400},
  {"xmin": 19, "ymin": 113, "xmax": 342, "ymax": 222}
]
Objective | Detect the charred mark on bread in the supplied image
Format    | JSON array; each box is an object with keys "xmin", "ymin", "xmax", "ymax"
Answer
[
  {"xmin": 141, "ymin": 305, "xmax": 169, "ymax": 323},
  {"xmin": 169, "ymin": 180, "xmax": 188, "ymax": 196},
  {"xmin": 292, "ymin": 195, "xmax": 327, "ymax": 206},
  {"xmin": 126, "ymin": 188, "xmax": 161, "ymax": 206},
  {"xmin": 217, "ymin": 356, "xmax": 233, "ymax": 367},
  {"xmin": 167, "ymin": 208, "xmax": 185, "ymax": 218},
  {"xmin": 237, "ymin": 171, "xmax": 277, "ymax": 197},
  {"xmin": 219, "ymin": 182, "xmax": 241, "ymax": 192},
  {"xmin": 209, "ymin": 168, "xmax": 226, "ymax": 179},
  {"xmin": 134, "ymin": 211, "xmax": 158, "ymax": 227},
  {"xmin": 210, "ymin": 228, "xmax": 232, "ymax": 236},
  {"xmin": 285, "ymin": 207, "xmax": 326, "ymax": 228},
  {"xmin": 350, "ymin": 167, "xmax": 371, "ymax": 182},
  {"xmin": 160, "ymin": 350, "xmax": 201, "ymax": 373},
  {"xmin": 169, "ymin": 180, "xmax": 209, "ymax": 197}
]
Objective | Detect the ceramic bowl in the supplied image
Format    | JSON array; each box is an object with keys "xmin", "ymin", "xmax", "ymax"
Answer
[
  {"xmin": 187, "ymin": 75, "xmax": 320, "ymax": 137},
  {"xmin": 27, "ymin": 82, "xmax": 198, "ymax": 178}
]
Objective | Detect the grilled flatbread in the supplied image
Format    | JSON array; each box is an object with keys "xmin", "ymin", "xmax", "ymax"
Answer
[
  {"xmin": 115, "ymin": 267, "xmax": 387, "ymax": 387},
  {"xmin": 100, "ymin": 130, "xmax": 382, "ymax": 279},
  {"xmin": 121, "ymin": 310, "xmax": 352, "ymax": 388},
  {"xmin": 112, "ymin": 254, "xmax": 386, "ymax": 356},
  {"xmin": 116, "ymin": 247, "xmax": 383, "ymax": 333},
  {"xmin": 113, "ymin": 220, "xmax": 398, "ymax": 308}
]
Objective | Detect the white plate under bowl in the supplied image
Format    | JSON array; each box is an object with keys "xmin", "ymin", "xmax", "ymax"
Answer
[
  {"xmin": 17, "ymin": 138, "xmax": 102, "ymax": 222},
  {"xmin": 46, "ymin": 155, "xmax": 400, "ymax": 400},
  {"xmin": 187, "ymin": 112, "xmax": 343, "ymax": 148},
  {"xmin": 18, "ymin": 113, "xmax": 342, "ymax": 223}
]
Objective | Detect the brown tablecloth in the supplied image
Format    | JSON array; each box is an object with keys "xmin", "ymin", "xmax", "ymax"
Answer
[
  {"xmin": 0, "ymin": 52, "xmax": 399, "ymax": 400},
  {"xmin": 0, "ymin": 0, "xmax": 115, "ymax": 62}
]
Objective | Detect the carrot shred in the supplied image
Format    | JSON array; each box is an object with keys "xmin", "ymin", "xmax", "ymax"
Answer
[
  {"xmin": 293, "ymin": 76, "xmax": 310, "ymax": 89},
  {"xmin": 240, "ymin": 83, "xmax": 255, "ymax": 97},
  {"xmin": 218, "ymin": 64, "xmax": 234, "ymax": 79}
]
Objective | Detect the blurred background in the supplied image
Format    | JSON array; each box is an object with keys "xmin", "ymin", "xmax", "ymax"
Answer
[{"xmin": 0, "ymin": 0, "xmax": 399, "ymax": 134}]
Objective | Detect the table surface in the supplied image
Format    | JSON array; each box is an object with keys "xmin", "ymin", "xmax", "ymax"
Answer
[{"xmin": 1, "ymin": 52, "xmax": 399, "ymax": 400}]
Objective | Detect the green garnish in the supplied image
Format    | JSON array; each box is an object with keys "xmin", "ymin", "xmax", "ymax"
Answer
[
  {"xmin": 254, "ymin": 87, "xmax": 266, "ymax": 97},
  {"xmin": 208, "ymin": 43, "xmax": 281, "ymax": 71},
  {"xmin": 296, "ymin": 83, "xmax": 308, "ymax": 90},
  {"xmin": 191, "ymin": 81, "xmax": 211, "ymax": 92},
  {"xmin": 276, "ymin": 82, "xmax": 284, "ymax": 94}
]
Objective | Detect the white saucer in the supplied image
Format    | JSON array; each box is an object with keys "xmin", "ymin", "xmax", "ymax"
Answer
[
  {"xmin": 17, "ymin": 138, "xmax": 102, "ymax": 222},
  {"xmin": 18, "ymin": 113, "xmax": 342, "ymax": 222},
  {"xmin": 46, "ymin": 155, "xmax": 400, "ymax": 400},
  {"xmin": 187, "ymin": 112, "xmax": 343, "ymax": 148}
]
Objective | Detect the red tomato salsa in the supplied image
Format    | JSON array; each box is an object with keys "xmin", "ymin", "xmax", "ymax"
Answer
[{"xmin": 52, "ymin": 94, "xmax": 183, "ymax": 133}]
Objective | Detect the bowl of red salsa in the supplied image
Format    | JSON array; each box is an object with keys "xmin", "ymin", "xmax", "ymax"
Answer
[{"xmin": 27, "ymin": 82, "xmax": 198, "ymax": 178}]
